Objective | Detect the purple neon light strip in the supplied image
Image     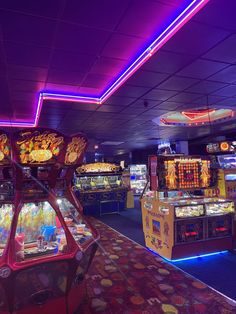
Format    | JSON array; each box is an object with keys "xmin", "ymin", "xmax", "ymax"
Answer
[
  {"xmin": 42, "ymin": 92, "xmax": 99, "ymax": 103},
  {"xmin": 100, "ymin": 0, "xmax": 210, "ymax": 102},
  {"xmin": 0, "ymin": 0, "xmax": 209, "ymax": 127}
]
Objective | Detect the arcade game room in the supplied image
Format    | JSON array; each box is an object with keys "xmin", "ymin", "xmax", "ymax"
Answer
[{"xmin": 1, "ymin": 0, "xmax": 236, "ymax": 313}]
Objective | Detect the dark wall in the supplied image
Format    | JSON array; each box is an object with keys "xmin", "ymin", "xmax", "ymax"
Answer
[
  {"xmin": 188, "ymin": 143, "xmax": 207, "ymax": 155},
  {"xmin": 131, "ymin": 147, "xmax": 157, "ymax": 165}
]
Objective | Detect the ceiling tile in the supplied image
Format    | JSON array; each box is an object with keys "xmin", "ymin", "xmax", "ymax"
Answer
[
  {"xmin": 96, "ymin": 105, "xmax": 123, "ymax": 113},
  {"xmin": 163, "ymin": 21, "xmax": 230, "ymax": 56},
  {"xmin": 62, "ymin": 0, "xmax": 129, "ymax": 31},
  {"xmin": 7, "ymin": 65, "xmax": 48, "ymax": 81},
  {"xmin": 54, "ymin": 22, "xmax": 110, "ymax": 55},
  {"xmin": 169, "ymin": 92, "xmax": 202, "ymax": 103},
  {"xmin": 154, "ymin": 101, "xmax": 181, "ymax": 110},
  {"xmin": 8, "ymin": 79, "xmax": 44, "ymax": 93},
  {"xmin": 0, "ymin": 11, "xmax": 56, "ymax": 47},
  {"xmin": 126, "ymin": 70, "xmax": 168, "ymax": 87},
  {"xmin": 120, "ymin": 106, "xmax": 148, "ymax": 115},
  {"xmin": 203, "ymin": 34, "xmax": 236, "ymax": 63},
  {"xmin": 104, "ymin": 96, "xmax": 136, "ymax": 106},
  {"xmin": 117, "ymin": 0, "xmax": 174, "ymax": 39},
  {"xmin": 193, "ymin": 0, "xmax": 236, "ymax": 31},
  {"xmin": 101, "ymin": 33, "xmax": 145, "ymax": 60},
  {"xmin": 142, "ymin": 50, "xmax": 196, "ymax": 74},
  {"xmin": 5, "ymin": 42, "xmax": 51, "ymax": 67},
  {"xmin": 177, "ymin": 59, "xmax": 228, "ymax": 79},
  {"xmin": 157, "ymin": 76, "xmax": 199, "ymax": 91},
  {"xmin": 212, "ymin": 85, "xmax": 236, "ymax": 97},
  {"xmin": 0, "ymin": 0, "xmax": 63, "ymax": 18},
  {"xmin": 44, "ymin": 83, "xmax": 79, "ymax": 93},
  {"xmin": 50, "ymin": 50, "xmax": 95, "ymax": 72},
  {"xmin": 187, "ymin": 80, "xmax": 227, "ymax": 94},
  {"xmin": 143, "ymin": 89, "xmax": 178, "ymax": 101},
  {"xmin": 47, "ymin": 69, "xmax": 85, "ymax": 85},
  {"xmin": 81, "ymin": 73, "xmax": 113, "ymax": 90},
  {"xmin": 113, "ymin": 85, "xmax": 150, "ymax": 98},
  {"xmin": 90, "ymin": 57, "xmax": 127, "ymax": 76},
  {"xmin": 208, "ymin": 65, "xmax": 236, "ymax": 83}
]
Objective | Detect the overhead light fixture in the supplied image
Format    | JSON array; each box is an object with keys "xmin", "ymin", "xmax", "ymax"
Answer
[{"xmin": 153, "ymin": 108, "xmax": 234, "ymax": 127}]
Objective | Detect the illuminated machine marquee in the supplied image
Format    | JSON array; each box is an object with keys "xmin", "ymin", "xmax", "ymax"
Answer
[
  {"xmin": 15, "ymin": 130, "xmax": 64, "ymax": 164},
  {"xmin": 160, "ymin": 157, "xmax": 211, "ymax": 190},
  {"xmin": 15, "ymin": 129, "xmax": 87, "ymax": 165},
  {"xmin": 154, "ymin": 109, "xmax": 234, "ymax": 126},
  {"xmin": 0, "ymin": 133, "xmax": 10, "ymax": 164},
  {"xmin": 77, "ymin": 162, "xmax": 120, "ymax": 174}
]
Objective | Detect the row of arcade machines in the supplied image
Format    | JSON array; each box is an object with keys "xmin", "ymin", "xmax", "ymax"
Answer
[
  {"xmin": 0, "ymin": 129, "xmax": 99, "ymax": 314},
  {"xmin": 141, "ymin": 155, "xmax": 235, "ymax": 260},
  {"xmin": 129, "ymin": 164, "xmax": 147, "ymax": 195},
  {"xmin": 206, "ymin": 154, "xmax": 236, "ymax": 200},
  {"xmin": 73, "ymin": 163, "xmax": 127, "ymax": 216}
]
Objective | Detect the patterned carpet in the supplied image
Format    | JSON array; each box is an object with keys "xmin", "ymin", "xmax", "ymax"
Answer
[{"xmin": 80, "ymin": 219, "xmax": 236, "ymax": 313}]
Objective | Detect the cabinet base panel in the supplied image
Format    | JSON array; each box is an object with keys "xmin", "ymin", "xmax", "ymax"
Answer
[{"xmin": 171, "ymin": 237, "xmax": 233, "ymax": 260}]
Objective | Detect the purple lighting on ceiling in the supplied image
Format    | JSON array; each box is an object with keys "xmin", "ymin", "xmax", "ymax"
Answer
[
  {"xmin": 0, "ymin": 0, "xmax": 209, "ymax": 127},
  {"xmin": 100, "ymin": 0, "xmax": 210, "ymax": 103},
  {"xmin": 42, "ymin": 92, "xmax": 100, "ymax": 104}
]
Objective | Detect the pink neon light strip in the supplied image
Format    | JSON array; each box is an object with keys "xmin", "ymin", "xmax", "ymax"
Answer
[
  {"xmin": 100, "ymin": 0, "xmax": 210, "ymax": 102},
  {"xmin": 0, "ymin": 0, "xmax": 209, "ymax": 127}
]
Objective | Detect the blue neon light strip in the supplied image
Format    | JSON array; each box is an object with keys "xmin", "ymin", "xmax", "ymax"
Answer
[{"xmin": 147, "ymin": 247, "xmax": 228, "ymax": 262}]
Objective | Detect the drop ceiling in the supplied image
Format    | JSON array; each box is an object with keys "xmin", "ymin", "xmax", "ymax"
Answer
[{"xmin": 1, "ymin": 0, "xmax": 236, "ymax": 154}]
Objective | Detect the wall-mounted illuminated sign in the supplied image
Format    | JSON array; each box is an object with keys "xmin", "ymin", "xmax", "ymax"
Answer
[{"xmin": 206, "ymin": 141, "xmax": 236, "ymax": 153}]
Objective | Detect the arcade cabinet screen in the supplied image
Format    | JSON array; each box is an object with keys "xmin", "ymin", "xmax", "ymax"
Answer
[{"xmin": 164, "ymin": 158, "xmax": 210, "ymax": 190}]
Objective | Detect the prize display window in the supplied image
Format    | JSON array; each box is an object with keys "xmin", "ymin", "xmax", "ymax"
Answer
[
  {"xmin": 15, "ymin": 202, "xmax": 68, "ymax": 262},
  {"xmin": 57, "ymin": 198, "xmax": 93, "ymax": 246},
  {"xmin": 0, "ymin": 204, "xmax": 13, "ymax": 257}
]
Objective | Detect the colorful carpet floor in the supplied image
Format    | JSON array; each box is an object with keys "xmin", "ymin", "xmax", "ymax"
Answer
[{"xmin": 81, "ymin": 219, "xmax": 236, "ymax": 313}]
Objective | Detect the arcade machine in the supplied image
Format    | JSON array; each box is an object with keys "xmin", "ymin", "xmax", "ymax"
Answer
[
  {"xmin": 0, "ymin": 129, "xmax": 99, "ymax": 314},
  {"xmin": 216, "ymin": 154, "xmax": 236, "ymax": 200},
  {"xmin": 205, "ymin": 141, "xmax": 236, "ymax": 200},
  {"xmin": 74, "ymin": 162, "xmax": 127, "ymax": 216},
  {"xmin": 129, "ymin": 164, "xmax": 147, "ymax": 195},
  {"xmin": 141, "ymin": 155, "xmax": 235, "ymax": 260}
]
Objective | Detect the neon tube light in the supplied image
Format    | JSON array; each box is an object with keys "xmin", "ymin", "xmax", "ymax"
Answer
[
  {"xmin": 41, "ymin": 92, "xmax": 100, "ymax": 104},
  {"xmin": 100, "ymin": 0, "xmax": 210, "ymax": 103},
  {"xmin": 0, "ymin": 0, "xmax": 209, "ymax": 127},
  {"xmin": 147, "ymin": 248, "xmax": 228, "ymax": 262},
  {"xmin": 169, "ymin": 251, "xmax": 228, "ymax": 262}
]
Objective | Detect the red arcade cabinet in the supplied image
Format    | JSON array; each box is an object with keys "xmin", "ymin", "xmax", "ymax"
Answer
[{"xmin": 0, "ymin": 129, "xmax": 99, "ymax": 314}]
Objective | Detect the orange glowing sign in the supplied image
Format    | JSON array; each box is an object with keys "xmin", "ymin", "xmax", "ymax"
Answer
[
  {"xmin": 65, "ymin": 136, "xmax": 87, "ymax": 165},
  {"xmin": 16, "ymin": 130, "xmax": 64, "ymax": 164},
  {"xmin": 0, "ymin": 134, "xmax": 10, "ymax": 163},
  {"xmin": 220, "ymin": 142, "xmax": 230, "ymax": 152},
  {"xmin": 182, "ymin": 109, "xmax": 215, "ymax": 121}
]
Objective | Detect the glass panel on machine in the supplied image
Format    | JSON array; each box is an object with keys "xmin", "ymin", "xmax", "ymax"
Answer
[
  {"xmin": 225, "ymin": 174, "xmax": 236, "ymax": 181},
  {"xmin": 15, "ymin": 202, "xmax": 68, "ymax": 262},
  {"xmin": 57, "ymin": 198, "xmax": 93, "ymax": 245},
  {"xmin": 175, "ymin": 205, "xmax": 204, "ymax": 218},
  {"xmin": 205, "ymin": 201, "xmax": 234, "ymax": 216},
  {"xmin": 0, "ymin": 204, "xmax": 13, "ymax": 257},
  {"xmin": 22, "ymin": 166, "xmax": 51, "ymax": 179}
]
